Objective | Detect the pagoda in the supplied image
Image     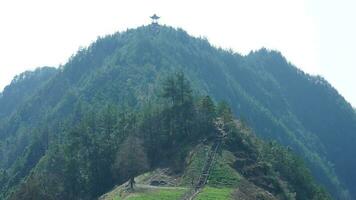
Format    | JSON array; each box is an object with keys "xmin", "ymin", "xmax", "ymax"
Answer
[{"xmin": 150, "ymin": 14, "xmax": 160, "ymax": 25}]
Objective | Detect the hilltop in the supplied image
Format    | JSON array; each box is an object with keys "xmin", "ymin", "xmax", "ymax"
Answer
[{"xmin": 0, "ymin": 25, "xmax": 355, "ymax": 199}]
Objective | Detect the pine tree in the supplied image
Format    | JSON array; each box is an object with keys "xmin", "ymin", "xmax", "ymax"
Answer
[
  {"xmin": 197, "ymin": 96, "xmax": 216, "ymax": 137},
  {"xmin": 114, "ymin": 136, "xmax": 149, "ymax": 190}
]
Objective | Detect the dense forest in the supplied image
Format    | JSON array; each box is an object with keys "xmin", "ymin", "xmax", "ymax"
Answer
[
  {"xmin": 0, "ymin": 25, "xmax": 355, "ymax": 199},
  {"xmin": 0, "ymin": 72, "xmax": 330, "ymax": 199}
]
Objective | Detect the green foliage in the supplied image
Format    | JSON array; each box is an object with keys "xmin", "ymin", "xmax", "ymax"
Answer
[
  {"xmin": 1, "ymin": 73, "xmax": 331, "ymax": 199},
  {"xmin": 197, "ymin": 96, "xmax": 216, "ymax": 137},
  {"xmin": 162, "ymin": 71, "xmax": 192, "ymax": 106},
  {"xmin": 216, "ymin": 101, "xmax": 234, "ymax": 124},
  {"xmin": 223, "ymin": 121, "xmax": 332, "ymax": 200},
  {"xmin": 114, "ymin": 136, "xmax": 149, "ymax": 189},
  {"xmin": 260, "ymin": 142, "xmax": 332, "ymax": 200},
  {"xmin": 0, "ymin": 67, "xmax": 57, "ymax": 120},
  {"xmin": 1, "ymin": 25, "xmax": 354, "ymax": 199}
]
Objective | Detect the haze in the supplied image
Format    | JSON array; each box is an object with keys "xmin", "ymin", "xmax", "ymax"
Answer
[{"xmin": 0, "ymin": 0, "xmax": 355, "ymax": 106}]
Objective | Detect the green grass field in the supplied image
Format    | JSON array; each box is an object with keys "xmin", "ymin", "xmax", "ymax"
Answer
[
  {"xmin": 111, "ymin": 186, "xmax": 234, "ymax": 200},
  {"xmin": 195, "ymin": 186, "xmax": 234, "ymax": 200},
  {"xmin": 207, "ymin": 151, "xmax": 241, "ymax": 187},
  {"xmin": 182, "ymin": 145, "xmax": 241, "ymax": 187},
  {"xmin": 105, "ymin": 146, "xmax": 240, "ymax": 200},
  {"xmin": 114, "ymin": 188, "xmax": 186, "ymax": 200}
]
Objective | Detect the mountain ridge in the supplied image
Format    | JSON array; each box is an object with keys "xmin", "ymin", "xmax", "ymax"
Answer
[{"xmin": 0, "ymin": 25, "xmax": 355, "ymax": 199}]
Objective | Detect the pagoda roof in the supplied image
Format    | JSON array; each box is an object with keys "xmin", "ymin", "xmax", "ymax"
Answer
[{"xmin": 150, "ymin": 14, "xmax": 160, "ymax": 20}]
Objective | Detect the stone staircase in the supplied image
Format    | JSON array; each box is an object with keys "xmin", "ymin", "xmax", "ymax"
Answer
[{"xmin": 180, "ymin": 119, "xmax": 226, "ymax": 200}]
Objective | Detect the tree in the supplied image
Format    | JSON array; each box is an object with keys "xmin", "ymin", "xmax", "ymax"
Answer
[
  {"xmin": 217, "ymin": 101, "xmax": 234, "ymax": 124},
  {"xmin": 197, "ymin": 96, "xmax": 216, "ymax": 136},
  {"xmin": 175, "ymin": 71, "xmax": 192, "ymax": 105},
  {"xmin": 9, "ymin": 174, "xmax": 55, "ymax": 200},
  {"xmin": 162, "ymin": 71, "xmax": 192, "ymax": 106},
  {"xmin": 161, "ymin": 71, "xmax": 194, "ymax": 142},
  {"xmin": 162, "ymin": 75, "xmax": 177, "ymax": 105},
  {"xmin": 114, "ymin": 135, "xmax": 149, "ymax": 190}
]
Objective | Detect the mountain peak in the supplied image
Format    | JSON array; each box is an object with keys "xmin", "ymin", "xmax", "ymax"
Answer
[{"xmin": 0, "ymin": 24, "xmax": 355, "ymax": 200}]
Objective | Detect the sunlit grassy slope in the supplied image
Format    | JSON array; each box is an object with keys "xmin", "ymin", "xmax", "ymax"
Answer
[
  {"xmin": 120, "ymin": 188, "xmax": 186, "ymax": 200},
  {"xmin": 102, "ymin": 145, "xmax": 241, "ymax": 200},
  {"xmin": 101, "ymin": 185, "xmax": 186, "ymax": 200},
  {"xmin": 195, "ymin": 187, "xmax": 234, "ymax": 200},
  {"xmin": 181, "ymin": 145, "xmax": 241, "ymax": 187}
]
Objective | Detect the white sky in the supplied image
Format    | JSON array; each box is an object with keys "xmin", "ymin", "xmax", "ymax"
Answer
[{"xmin": 0, "ymin": 0, "xmax": 355, "ymax": 107}]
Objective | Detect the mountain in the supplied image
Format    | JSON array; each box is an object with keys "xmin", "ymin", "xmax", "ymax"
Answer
[
  {"xmin": 0, "ymin": 25, "xmax": 355, "ymax": 199},
  {"xmin": 0, "ymin": 72, "xmax": 331, "ymax": 200},
  {"xmin": 0, "ymin": 67, "xmax": 57, "ymax": 119}
]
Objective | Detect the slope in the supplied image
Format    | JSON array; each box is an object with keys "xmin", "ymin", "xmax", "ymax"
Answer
[
  {"xmin": 98, "ymin": 112, "xmax": 330, "ymax": 200},
  {"xmin": 0, "ymin": 67, "xmax": 57, "ymax": 121},
  {"xmin": 0, "ymin": 25, "xmax": 355, "ymax": 199}
]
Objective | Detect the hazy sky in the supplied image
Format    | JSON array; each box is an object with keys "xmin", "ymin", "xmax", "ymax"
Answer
[{"xmin": 0, "ymin": 0, "xmax": 355, "ymax": 106}]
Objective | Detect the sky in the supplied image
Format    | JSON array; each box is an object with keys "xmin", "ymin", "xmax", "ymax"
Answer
[{"xmin": 0, "ymin": 0, "xmax": 355, "ymax": 107}]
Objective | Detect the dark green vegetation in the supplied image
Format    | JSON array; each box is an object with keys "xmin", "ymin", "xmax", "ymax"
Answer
[
  {"xmin": 0, "ymin": 25, "xmax": 355, "ymax": 199},
  {"xmin": 0, "ymin": 72, "xmax": 330, "ymax": 200},
  {"xmin": 114, "ymin": 136, "xmax": 149, "ymax": 190}
]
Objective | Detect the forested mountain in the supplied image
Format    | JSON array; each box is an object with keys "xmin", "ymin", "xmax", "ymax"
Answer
[
  {"xmin": 0, "ymin": 67, "xmax": 57, "ymax": 119},
  {"xmin": 0, "ymin": 25, "xmax": 355, "ymax": 199},
  {"xmin": 0, "ymin": 72, "xmax": 331, "ymax": 200}
]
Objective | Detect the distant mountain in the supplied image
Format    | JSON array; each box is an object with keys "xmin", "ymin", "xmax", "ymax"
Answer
[
  {"xmin": 0, "ymin": 25, "xmax": 355, "ymax": 199},
  {"xmin": 0, "ymin": 67, "xmax": 57, "ymax": 119}
]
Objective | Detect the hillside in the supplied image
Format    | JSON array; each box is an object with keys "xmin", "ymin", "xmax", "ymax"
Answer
[
  {"xmin": 0, "ymin": 24, "xmax": 355, "ymax": 199},
  {"xmin": 96, "ymin": 103, "xmax": 331, "ymax": 200},
  {"xmin": 2, "ymin": 76, "xmax": 331, "ymax": 199},
  {"xmin": 0, "ymin": 67, "xmax": 57, "ymax": 119}
]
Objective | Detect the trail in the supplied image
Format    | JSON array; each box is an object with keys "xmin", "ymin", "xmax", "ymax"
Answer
[{"xmin": 180, "ymin": 119, "xmax": 226, "ymax": 200}]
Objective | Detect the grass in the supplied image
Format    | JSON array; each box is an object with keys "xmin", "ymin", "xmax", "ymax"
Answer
[
  {"xmin": 195, "ymin": 186, "xmax": 234, "ymax": 200},
  {"xmin": 109, "ymin": 187, "xmax": 187, "ymax": 200},
  {"xmin": 181, "ymin": 145, "xmax": 209, "ymax": 185},
  {"xmin": 207, "ymin": 150, "xmax": 241, "ymax": 187},
  {"xmin": 124, "ymin": 188, "xmax": 186, "ymax": 200},
  {"xmin": 181, "ymin": 145, "xmax": 241, "ymax": 186},
  {"xmin": 106, "ymin": 145, "xmax": 241, "ymax": 200},
  {"xmin": 110, "ymin": 185, "xmax": 234, "ymax": 200}
]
